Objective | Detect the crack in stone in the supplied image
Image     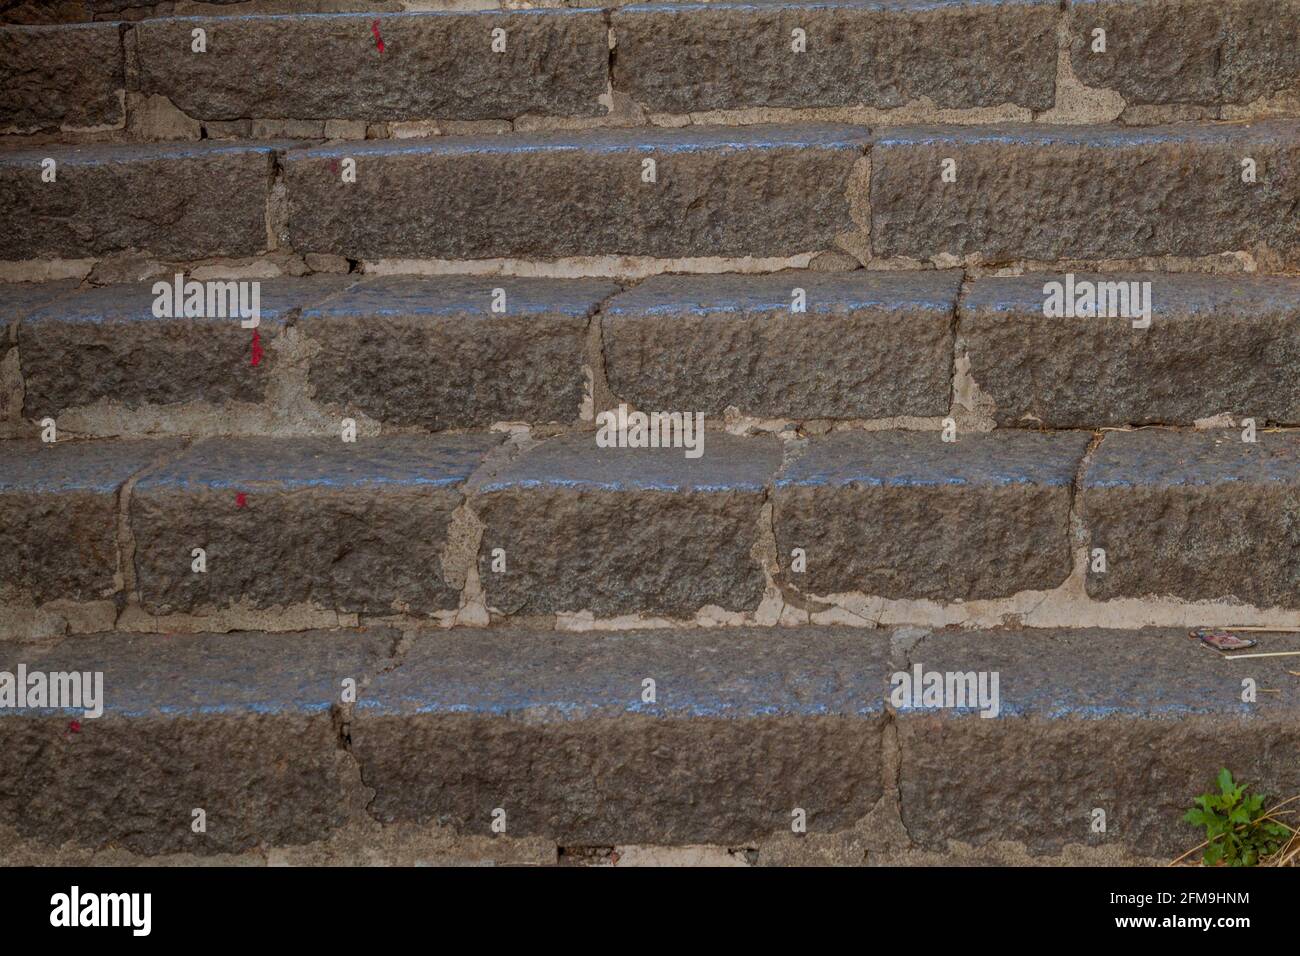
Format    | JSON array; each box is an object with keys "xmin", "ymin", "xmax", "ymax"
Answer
[{"xmin": 112, "ymin": 437, "xmax": 192, "ymax": 627}]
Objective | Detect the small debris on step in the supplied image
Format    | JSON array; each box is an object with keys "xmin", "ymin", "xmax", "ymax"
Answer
[{"xmin": 1190, "ymin": 628, "xmax": 1257, "ymax": 652}]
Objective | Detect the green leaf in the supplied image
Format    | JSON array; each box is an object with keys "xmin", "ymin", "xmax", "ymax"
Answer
[{"xmin": 1217, "ymin": 768, "xmax": 1235, "ymax": 794}]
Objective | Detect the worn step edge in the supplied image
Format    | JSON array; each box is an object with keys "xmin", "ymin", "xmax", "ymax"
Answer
[
  {"xmin": 1, "ymin": 624, "xmax": 1295, "ymax": 856},
  {"xmin": 7, "ymin": 270, "xmax": 1300, "ymax": 438},
  {"xmin": 3, "ymin": 428, "xmax": 1300, "ymax": 636}
]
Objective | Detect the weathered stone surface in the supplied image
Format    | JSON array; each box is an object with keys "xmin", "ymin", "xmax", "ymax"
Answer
[
  {"xmin": 131, "ymin": 434, "xmax": 501, "ymax": 615},
  {"xmin": 352, "ymin": 626, "xmax": 888, "ymax": 843},
  {"xmin": 603, "ymin": 270, "xmax": 959, "ymax": 419},
  {"xmin": 0, "ymin": 279, "xmax": 81, "ymax": 325},
  {"xmin": 2, "ymin": 621, "xmax": 1291, "ymax": 856},
  {"xmin": 870, "ymin": 122, "xmax": 1300, "ymax": 262},
  {"xmin": 0, "ymin": 141, "xmax": 277, "ymax": 261},
  {"xmin": 285, "ymin": 125, "xmax": 870, "ymax": 260},
  {"xmin": 613, "ymin": 0, "xmax": 1058, "ymax": 113},
  {"xmin": 0, "ymin": 1, "xmax": 92, "ymax": 24},
  {"xmin": 1082, "ymin": 429, "xmax": 1300, "ymax": 608},
  {"xmin": 1070, "ymin": 0, "xmax": 1300, "ymax": 106},
  {"xmin": 473, "ymin": 432, "xmax": 780, "ymax": 616},
  {"xmin": 19, "ymin": 277, "xmax": 352, "ymax": 417},
  {"xmin": 0, "ymin": 438, "xmax": 174, "ymax": 604},
  {"xmin": 301, "ymin": 275, "xmax": 619, "ymax": 429},
  {"xmin": 961, "ymin": 274, "xmax": 1300, "ymax": 427},
  {"xmin": 3, "ymin": 284, "xmax": 82, "ymax": 425},
  {"xmin": 135, "ymin": 10, "xmax": 609, "ymax": 122},
  {"xmin": 896, "ymin": 627, "xmax": 1300, "ymax": 856},
  {"xmin": 0, "ymin": 628, "xmax": 396, "ymax": 854},
  {"xmin": 0, "ymin": 22, "xmax": 123, "ymax": 130},
  {"xmin": 87, "ymin": 0, "xmax": 327, "ymax": 18},
  {"xmin": 774, "ymin": 430, "xmax": 1089, "ymax": 599}
]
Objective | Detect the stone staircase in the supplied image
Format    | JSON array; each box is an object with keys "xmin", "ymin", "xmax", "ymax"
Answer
[{"xmin": 1, "ymin": 0, "xmax": 1298, "ymax": 866}]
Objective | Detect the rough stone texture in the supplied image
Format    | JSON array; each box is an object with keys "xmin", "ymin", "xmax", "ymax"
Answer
[
  {"xmin": 896, "ymin": 627, "xmax": 1300, "ymax": 856},
  {"xmin": 302, "ymin": 275, "xmax": 620, "ymax": 429},
  {"xmin": 1070, "ymin": 0, "xmax": 1300, "ymax": 106},
  {"xmin": 284, "ymin": 125, "xmax": 871, "ymax": 260},
  {"xmin": 135, "ymin": 10, "xmax": 609, "ymax": 122},
  {"xmin": 0, "ymin": 628, "xmax": 396, "ymax": 854},
  {"xmin": 602, "ymin": 270, "xmax": 959, "ymax": 419},
  {"xmin": 961, "ymin": 274, "xmax": 1300, "ymax": 427},
  {"xmin": 1, "ymin": 0, "xmax": 377, "ymax": 19},
  {"xmin": 0, "ymin": 0, "xmax": 91, "ymax": 24},
  {"xmin": 0, "ymin": 22, "xmax": 124, "ymax": 131},
  {"xmin": 613, "ymin": 0, "xmax": 1058, "ymax": 113},
  {"xmin": 1082, "ymin": 429, "xmax": 1300, "ymax": 608},
  {"xmin": 2, "ymin": 281, "xmax": 82, "ymax": 424},
  {"xmin": 352, "ymin": 627, "xmax": 888, "ymax": 844},
  {"xmin": 131, "ymin": 434, "xmax": 501, "ymax": 615},
  {"xmin": 774, "ymin": 430, "xmax": 1090, "ymax": 599},
  {"xmin": 473, "ymin": 431, "xmax": 781, "ymax": 616},
  {"xmin": 0, "ymin": 438, "xmax": 174, "ymax": 604},
  {"xmin": 0, "ymin": 141, "xmax": 277, "ymax": 261},
  {"xmin": 2, "ymin": 623, "xmax": 1292, "ymax": 857},
  {"xmin": 870, "ymin": 122, "xmax": 1300, "ymax": 262},
  {"xmin": 1, "ymin": 280, "xmax": 81, "ymax": 331},
  {"xmin": 19, "ymin": 277, "xmax": 352, "ymax": 417}
]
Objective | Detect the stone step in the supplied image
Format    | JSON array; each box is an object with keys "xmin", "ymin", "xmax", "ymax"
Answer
[
  {"xmin": 7, "ymin": 121, "xmax": 1298, "ymax": 267},
  {"xmin": 8, "ymin": 271, "xmax": 1300, "ymax": 433},
  {"xmin": 1, "ymin": 20, "xmax": 125, "ymax": 132},
  {"xmin": 613, "ymin": 0, "xmax": 1059, "ymax": 114},
  {"xmin": 472, "ymin": 430, "xmax": 782, "ymax": 617},
  {"xmin": 960, "ymin": 272, "xmax": 1300, "ymax": 428},
  {"xmin": 0, "ymin": 433, "xmax": 502, "ymax": 619},
  {"xmin": 0, "ymin": 627, "xmax": 398, "ymax": 856},
  {"xmin": 130, "ymin": 10, "xmax": 611, "ymax": 126},
  {"xmin": 15, "ymin": 276, "xmax": 352, "ymax": 420},
  {"xmin": 2, "ymin": 625, "xmax": 1296, "ymax": 857},
  {"xmin": 1082, "ymin": 428, "xmax": 1300, "ymax": 611},
  {"xmin": 773, "ymin": 429, "xmax": 1091, "ymax": 602},
  {"xmin": 0, "ymin": 437, "xmax": 174, "ymax": 607},
  {"xmin": 282, "ymin": 124, "xmax": 870, "ymax": 261},
  {"xmin": 0, "ymin": 140, "xmax": 280, "ymax": 263},
  {"xmin": 1068, "ymin": 0, "xmax": 1300, "ymax": 109},
  {"xmin": 5, "ymin": 0, "xmax": 1053, "ymax": 131},
  {"xmin": 8, "ymin": 274, "xmax": 621, "ymax": 430},
  {"xmin": 601, "ymin": 269, "xmax": 962, "ymax": 420},
  {"xmin": 871, "ymin": 121, "xmax": 1300, "ymax": 263},
  {"xmin": 616, "ymin": 0, "xmax": 1300, "ymax": 115},
  {"xmin": 1, "ymin": 1, "xmax": 287, "ymax": 25},
  {"xmin": 7, "ymin": 1, "xmax": 1299, "ymax": 132},
  {"xmin": 4, "ymin": 427, "xmax": 1297, "ymax": 626},
  {"xmin": 0, "ymin": 126, "xmax": 871, "ymax": 264},
  {"xmin": 128, "ymin": 433, "xmax": 504, "ymax": 616}
]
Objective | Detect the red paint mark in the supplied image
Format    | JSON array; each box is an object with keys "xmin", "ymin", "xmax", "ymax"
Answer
[
  {"xmin": 371, "ymin": 20, "xmax": 385, "ymax": 53},
  {"xmin": 250, "ymin": 328, "xmax": 263, "ymax": 367},
  {"xmin": 329, "ymin": 158, "xmax": 340, "ymax": 175},
  {"xmin": 235, "ymin": 492, "xmax": 248, "ymax": 508},
  {"xmin": 67, "ymin": 720, "xmax": 81, "ymax": 734}
]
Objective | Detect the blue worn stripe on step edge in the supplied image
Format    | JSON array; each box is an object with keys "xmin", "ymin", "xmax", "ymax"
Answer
[{"xmin": 294, "ymin": 127, "xmax": 873, "ymax": 159}]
